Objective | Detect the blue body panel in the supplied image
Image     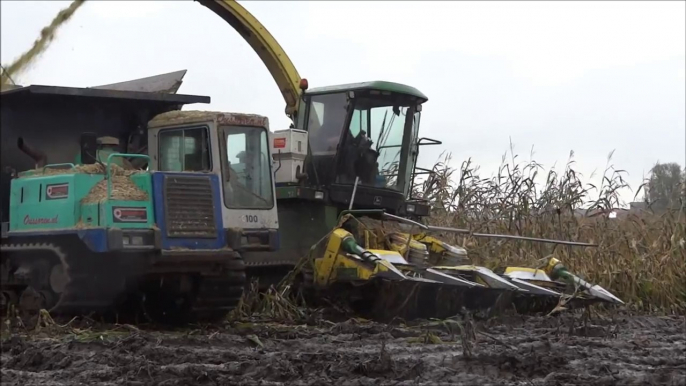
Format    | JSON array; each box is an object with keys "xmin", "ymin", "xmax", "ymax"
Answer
[{"xmin": 151, "ymin": 172, "xmax": 226, "ymax": 250}]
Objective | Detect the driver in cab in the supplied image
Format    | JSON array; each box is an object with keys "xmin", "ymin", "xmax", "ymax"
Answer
[
  {"xmin": 308, "ymin": 106, "xmax": 347, "ymax": 155},
  {"xmin": 75, "ymin": 136, "xmax": 134, "ymax": 169},
  {"xmin": 224, "ymin": 150, "xmax": 267, "ymax": 208}
]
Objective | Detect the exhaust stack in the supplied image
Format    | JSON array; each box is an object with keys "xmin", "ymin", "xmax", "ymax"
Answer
[{"xmin": 17, "ymin": 137, "xmax": 47, "ymax": 168}]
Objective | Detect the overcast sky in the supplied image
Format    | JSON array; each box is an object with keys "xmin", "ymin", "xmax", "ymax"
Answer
[{"xmin": 2, "ymin": 1, "xmax": 684, "ymax": 205}]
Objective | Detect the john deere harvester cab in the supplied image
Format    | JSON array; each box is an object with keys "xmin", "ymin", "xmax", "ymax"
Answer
[
  {"xmin": 0, "ymin": 77, "xmax": 276, "ymax": 324},
  {"xmin": 281, "ymin": 81, "xmax": 432, "ymax": 216},
  {"xmin": 244, "ymin": 82, "xmax": 439, "ymax": 276}
]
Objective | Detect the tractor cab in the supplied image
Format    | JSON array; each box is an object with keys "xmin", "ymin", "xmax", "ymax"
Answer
[
  {"xmin": 146, "ymin": 111, "xmax": 279, "ymax": 253},
  {"xmin": 272, "ymin": 81, "xmax": 437, "ymax": 218}
]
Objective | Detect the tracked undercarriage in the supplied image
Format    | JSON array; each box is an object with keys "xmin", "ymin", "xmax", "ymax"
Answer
[{"xmin": 1, "ymin": 239, "xmax": 246, "ymax": 325}]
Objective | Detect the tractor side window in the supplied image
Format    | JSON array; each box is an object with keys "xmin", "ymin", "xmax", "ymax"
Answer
[
  {"xmin": 158, "ymin": 127, "xmax": 211, "ymax": 172},
  {"xmin": 370, "ymin": 105, "xmax": 406, "ymax": 185},
  {"xmin": 307, "ymin": 93, "xmax": 347, "ymax": 156},
  {"xmin": 222, "ymin": 126, "xmax": 274, "ymax": 209},
  {"xmin": 349, "ymin": 109, "xmax": 367, "ymax": 138},
  {"xmin": 227, "ymin": 133, "xmax": 247, "ymax": 180},
  {"xmin": 405, "ymin": 110, "xmax": 422, "ymax": 195}
]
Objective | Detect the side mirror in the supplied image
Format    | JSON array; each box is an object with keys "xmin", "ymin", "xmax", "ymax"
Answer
[{"xmin": 80, "ymin": 132, "xmax": 98, "ymax": 165}]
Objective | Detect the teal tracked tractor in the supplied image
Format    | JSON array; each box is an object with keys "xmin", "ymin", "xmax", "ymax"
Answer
[{"xmin": 0, "ymin": 79, "xmax": 279, "ymax": 323}]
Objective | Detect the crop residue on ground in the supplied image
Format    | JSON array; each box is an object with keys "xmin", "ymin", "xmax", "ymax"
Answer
[{"xmin": 1, "ymin": 313, "xmax": 684, "ymax": 386}]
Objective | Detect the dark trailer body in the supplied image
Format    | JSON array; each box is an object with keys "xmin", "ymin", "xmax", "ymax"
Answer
[
  {"xmin": 0, "ymin": 84, "xmax": 252, "ymax": 324},
  {"xmin": 0, "ymin": 84, "xmax": 210, "ymax": 225}
]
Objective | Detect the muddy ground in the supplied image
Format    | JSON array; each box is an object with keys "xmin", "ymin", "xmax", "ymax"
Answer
[{"xmin": 1, "ymin": 312, "xmax": 684, "ymax": 386}]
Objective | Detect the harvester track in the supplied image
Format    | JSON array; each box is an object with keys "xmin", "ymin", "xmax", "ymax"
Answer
[{"xmin": 1, "ymin": 243, "xmax": 246, "ymax": 325}]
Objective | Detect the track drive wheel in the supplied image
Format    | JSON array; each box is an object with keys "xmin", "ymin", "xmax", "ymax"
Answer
[
  {"xmin": 2, "ymin": 243, "xmax": 69, "ymax": 322},
  {"xmin": 140, "ymin": 251, "xmax": 246, "ymax": 325}
]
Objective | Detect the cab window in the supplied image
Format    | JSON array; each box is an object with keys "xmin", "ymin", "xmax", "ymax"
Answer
[
  {"xmin": 158, "ymin": 127, "xmax": 211, "ymax": 172},
  {"xmin": 222, "ymin": 126, "xmax": 273, "ymax": 209},
  {"xmin": 306, "ymin": 92, "xmax": 348, "ymax": 156}
]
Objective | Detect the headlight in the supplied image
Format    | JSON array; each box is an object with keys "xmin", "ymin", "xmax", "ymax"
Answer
[{"xmin": 131, "ymin": 235, "xmax": 144, "ymax": 245}]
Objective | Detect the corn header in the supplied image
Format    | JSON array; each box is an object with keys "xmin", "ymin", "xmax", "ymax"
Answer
[{"xmin": 292, "ymin": 209, "xmax": 624, "ymax": 321}]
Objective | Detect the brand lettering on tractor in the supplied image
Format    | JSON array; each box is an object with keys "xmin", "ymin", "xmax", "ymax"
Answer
[
  {"xmin": 216, "ymin": 113, "xmax": 268, "ymax": 128},
  {"xmin": 113, "ymin": 207, "xmax": 148, "ymax": 223},
  {"xmin": 46, "ymin": 183, "xmax": 69, "ymax": 200},
  {"xmin": 23, "ymin": 215, "xmax": 59, "ymax": 225}
]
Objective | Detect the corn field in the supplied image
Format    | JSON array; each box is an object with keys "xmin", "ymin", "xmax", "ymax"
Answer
[{"xmin": 415, "ymin": 150, "xmax": 686, "ymax": 314}]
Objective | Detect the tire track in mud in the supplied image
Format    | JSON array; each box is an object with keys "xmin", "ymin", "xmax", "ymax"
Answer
[{"xmin": 1, "ymin": 314, "xmax": 684, "ymax": 386}]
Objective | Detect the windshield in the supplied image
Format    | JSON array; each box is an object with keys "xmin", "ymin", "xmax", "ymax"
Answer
[
  {"xmin": 306, "ymin": 93, "xmax": 347, "ymax": 156},
  {"xmin": 158, "ymin": 126, "xmax": 211, "ymax": 172},
  {"xmin": 337, "ymin": 98, "xmax": 415, "ymax": 193},
  {"xmin": 221, "ymin": 126, "xmax": 274, "ymax": 209}
]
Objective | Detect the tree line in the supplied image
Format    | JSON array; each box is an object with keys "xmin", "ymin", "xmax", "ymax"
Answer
[{"xmin": 642, "ymin": 162, "xmax": 685, "ymax": 213}]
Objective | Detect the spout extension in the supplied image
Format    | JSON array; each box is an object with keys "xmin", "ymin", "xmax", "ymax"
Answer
[{"xmin": 17, "ymin": 137, "xmax": 48, "ymax": 168}]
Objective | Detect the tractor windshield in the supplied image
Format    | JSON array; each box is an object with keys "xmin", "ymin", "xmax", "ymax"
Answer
[
  {"xmin": 346, "ymin": 103, "xmax": 405, "ymax": 190},
  {"xmin": 337, "ymin": 95, "xmax": 418, "ymax": 194},
  {"xmin": 306, "ymin": 93, "xmax": 348, "ymax": 156},
  {"xmin": 302, "ymin": 90, "xmax": 421, "ymax": 197},
  {"xmin": 221, "ymin": 126, "xmax": 274, "ymax": 209}
]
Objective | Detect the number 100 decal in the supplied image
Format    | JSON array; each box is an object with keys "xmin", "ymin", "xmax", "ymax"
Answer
[{"xmin": 243, "ymin": 215, "xmax": 259, "ymax": 223}]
